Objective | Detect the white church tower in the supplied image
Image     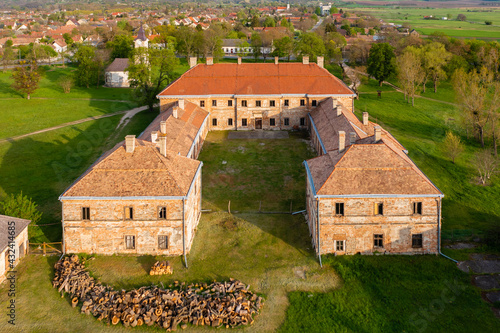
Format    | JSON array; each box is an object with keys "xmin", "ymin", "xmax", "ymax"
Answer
[{"xmin": 134, "ymin": 25, "xmax": 148, "ymax": 49}]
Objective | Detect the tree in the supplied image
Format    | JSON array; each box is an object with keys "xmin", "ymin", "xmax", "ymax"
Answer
[
  {"xmin": 63, "ymin": 33, "xmax": 73, "ymax": 45},
  {"xmin": 73, "ymin": 45, "xmax": 97, "ymax": 88},
  {"xmin": 324, "ymin": 32, "xmax": 346, "ymax": 64},
  {"xmin": 0, "ymin": 192, "xmax": 42, "ymax": 224},
  {"xmin": 330, "ymin": 7, "xmax": 339, "ymax": 14},
  {"xmin": 107, "ymin": 34, "xmax": 133, "ymax": 60},
  {"xmin": 315, "ymin": 7, "xmax": 321, "ymax": 16},
  {"xmin": 453, "ymin": 67, "xmax": 492, "ymax": 147},
  {"xmin": 175, "ymin": 26, "xmax": 197, "ymax": 58},
  {"xmin": 1, "ymin": 47, "xmax": 16, "ymax": 70},
  {"xmin": 251, "ymin": 16, "xmax": 260, "ymax": 28},
  {"xmin": 203, "ymin": 25, "xmax": 224, "ymax": 61},
  {"xmin": 4, "ymin": 39, "xmax": 13, "ymax": 48},
  {"xmin": 367, "ymin": 43, "xmax": 396, "ymax": 86},
  {"xmin": 421, "ymin": 42, "xmax": 452, "ymax": 93},
  {"xmin": 457, "ymin": 14, "xmax": 467, "ymax": 21},
  {"xmin": 127, "ymin": 47, "xmax": 180, "ymax": 112},
  {"xmin": 58, "ymin": 76, "xmax": 73, "ymax": 93},
  {"xmin": 11, "ymin": 60, "xmax": 40, "ymax": 99},
  {"xmin": 473, "ymin": 149, "xmax": 498, "ymax": 185},
  {"xmin": 237, "ymin": 41, "xmax": 250, "ymax": 58},
  {"xmin": 396, "ymin": 47, "xmax": 424, "ymax": 106},
  {"xmin": 272, "ymin": 36, "xmax": 294, "ymax": 61},
  {"xmin": 443, "ymin": 131, "xmax": 464, "ymax": 163},
  {"xmin": 263, "ymin": 16, "xmax": 276, "ymax": 28},
  {"xmin": 250, "ymin": 33, "xmax": 262, "ymax": 61},
  {"xmin": 294, "ymin": 32, "xmax": 326, "ymax": 62},
  {"xmin": 94, "ymin": 49, "xmax": 110, "ymax": 88}
]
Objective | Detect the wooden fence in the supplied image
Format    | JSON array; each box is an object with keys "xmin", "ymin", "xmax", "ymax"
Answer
[{"xmin": 29, "ymin": 242, "xmax": 62, "ymax": 255}]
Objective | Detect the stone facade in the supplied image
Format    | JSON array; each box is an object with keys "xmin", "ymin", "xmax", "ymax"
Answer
[
  {"xmin": 62, "ymin": 167, "xmax": 202, "ymax": 255},
  {"xmin": 0, "ymin": 216, "xmax": 29, "ymax": 283},
  {"xmin": 105, "ymin": 71, "xmax": 130, "ymax": 88}
]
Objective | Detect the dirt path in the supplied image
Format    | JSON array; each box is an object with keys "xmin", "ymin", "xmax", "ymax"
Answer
[{"xmin": 0, "ymin": 105, "xmax": 149, "ymax": 145}]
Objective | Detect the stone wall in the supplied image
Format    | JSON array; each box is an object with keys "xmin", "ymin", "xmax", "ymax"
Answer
[
  {"xmin": 105, "ymin": 71, "xmax": 130, "ymax": 88},
  {"xmin": 308, "ymin": 196, "xmax": 440, "ymax": 255},
  {"xmin": 159, "ymin": 97, "xmax": 354, "ymax": 131}
]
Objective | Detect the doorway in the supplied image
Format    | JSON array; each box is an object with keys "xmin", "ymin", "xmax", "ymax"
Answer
[{"xmin": 255, "ymin": 118, "xmax": 262, "ymax": 129}]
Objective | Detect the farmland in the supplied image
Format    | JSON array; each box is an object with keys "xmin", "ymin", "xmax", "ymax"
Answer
[{"xmin": 353, "ymin": 7, "xmax": 500, "ymax": 39}]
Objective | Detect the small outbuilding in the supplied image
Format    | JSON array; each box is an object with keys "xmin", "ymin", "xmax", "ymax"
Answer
[
  {"xmin": 105, "ymin": 58, "xmax": 130, "ymax": 88},
  {"xmin": 0, "ymin": 214, "xmax": 30, "ymax": 283}
]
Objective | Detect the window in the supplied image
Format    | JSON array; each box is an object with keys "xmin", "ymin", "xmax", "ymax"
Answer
[
  {"xmin": 228, "ymin": 100, "xmax": 233, "ymax": 107},
  {"xmin": 375, "ymin": 203, "xmax": 384, "ymax": 215},
  {"xmin": 300, "ymin": 99, "xmax": 305, "ymax": 106},
  {"xmin": 125, "ymin": 207, "xmax": 134, "ymax": 220},
  {"xmin": 125, "ymin": 235, "xmax": 135, "ymax": 249},
  {"xmin": 336, "ymin": 240, "xmax": 345, "ymax": 251},
  {"xmin": 228, "ymin": 118, "xmax": 233, "ymax": 126},
  {"xmin": 412, "ymin": 234, "xmax": 423, "ymax": 248},
  {"xmin": 82, "ymin": 207, "xmax": 90, "ymax": 220},
  {"xmin": 335, "ymin": 203, "xmax": 344, "ymax": 216},
  {"xmin": 212, "ymin": 100, "xmax": 217, "ymax": 107},
  {"xmin": 242, "ymin": 118, "xmax": 248, "ymax": 126},
  {"xmin": 413, "ymin": 202, "xmax": 422, "ymax": 215},
  {"xmin": 270, "ymin": 118, "xmax": 276, "ymax": 126},
  {"xmin": 200, "ymin": 101, "xmax": 205, "ymax": 107},
  {"xmin": 256, "ymin": 100, "xmax": 261, "ymax": 107},
  {"xmin": 242, "ymin": 100, "xmax": 247, "ymax": 107},
  {"xmin": 300, "ymin": 117, "xmax": 305, "ymax": 126},
  {"xmin": 284, "ymin": 99, "xmax": 289, "ymax": 107},
  {"xmin": 270, "ymin": 100, "xmax": 275, "ymax": 107},
  {"xmin": 312, "ymin": 100, "xmax": 317, "ymax": 107},
  {"xmin": 158, "ymin": 235, "xmax": 169, "ymax": 249},
  {"xmin": 158, "ymin": 207, "xmax": 167, "ymax": 219},
  {"xmin": 284, "ymin": 118, "xmax": 290, "ymax": 126},
  {"xmin": 212, "ymin": 118, "xmax": 217, "ymax": 126},
  {"xmin": 374, "ymin": 234, "xmax": 384, "ymax": 248}
]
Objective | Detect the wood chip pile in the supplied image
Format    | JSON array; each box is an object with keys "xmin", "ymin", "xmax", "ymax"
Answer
[
  {"xmin": 150, "ymin": 261, "xmax": 173, "ymax": 275},
  {"xmin": 53, "ymin": 255, "xmax": 264, "ymax": 330}
]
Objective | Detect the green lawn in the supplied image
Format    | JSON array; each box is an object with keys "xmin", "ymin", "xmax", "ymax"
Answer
[
  {"xmin": 0, "ymin": 108, "xmax": 159, "ymax": 243},
  {"xmin": 281, "ymin": 255, "xmax": 497, "ymax": 332},
  {"xmin": 354, "ymin": 88, "xmax": 500, "ymax": 246}
]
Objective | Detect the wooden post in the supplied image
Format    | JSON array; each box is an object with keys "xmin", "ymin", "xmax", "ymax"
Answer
[
  {"xmin": 259, "ymin": 201, "xmax": 262, "ymax": 213},
  {"xmin": 228, "ymin": 201, "xmax": 231, "ymax": 214},
  {"xmin": 290, "ymin": 200, "xmax": 293, "ymax": 213},
  {"xmin": 43, "ymin": 242, "xmax": 46, "ymax": 256}
]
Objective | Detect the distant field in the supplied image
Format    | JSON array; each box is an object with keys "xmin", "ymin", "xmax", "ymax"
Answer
[{"xmin": 354, "ymin": 7, "xmax": 500, "ymax": 39}]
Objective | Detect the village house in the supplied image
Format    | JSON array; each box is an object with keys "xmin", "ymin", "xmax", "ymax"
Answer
[
  {"xmin": 105, "ymin": 58, "xmax": 130, "ymax": 87},
  {"xmin": 1, "ymin": 215, "xmax": 30, "ymax": 283},
  {"xmin": 304, "ymin": 99, "xmax": 443, "ymax": 257},
  {"xmin": 157, "ymin": 57, "xmax": 356, "ymax": 131}
]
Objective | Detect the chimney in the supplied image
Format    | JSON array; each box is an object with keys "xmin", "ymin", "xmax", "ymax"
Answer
[
  {"xmin": 159, "ymin": 135, "xmax": 167, "ymax": 157},
  {"xmin": 178, "ymin": 99, "xmax": 184, "ymax": 110},
  {"xmin": 349, "ymin": 132, "xmax": 356, "ymax": 145},
  {"xmin": 160, "ymin": 120, "xmax": 166, "ymax": 134},
  {"xmin": 237, "ymin": 56, "xmax": 242, "ymax": 64},
  {"xmin": 206, "ymin": 57, "xmax": 213, "ymax": 65},
  {"xmin": 125, "ymin": 135, "xmax": 135, "ymax": 153},
  {"xmin": 173, "ymin": 107, "xmax": 178, "ymax": 119},
  {"xmin": 374, "ymin": 126, "xmax": 382, "ymax": 142},
  {"xmin": 189, "ymin": 57, "xmax": 197, "ymax": 68},
  {"xmin": 275, "ymin": 56, "xmax": 279, "ymax": 65},
  {"xmin": 363, "ymin": 112, "xmax": 369, "ymax": 126},
  {"xmin": 302, "ymin": 56, "xmax": 309, "ymax": 65},
  {"xmin": 151, "ymin": 131, "xmax": 158, "ymax": 143},
  {"xmin": 336, "ymin": 105, "xmax": 342, "ymax": 117},
  {"xmin": 317, "ymin": 56, "xmax": 324, "ymax": 68},
  {"xmin": 339, "ymin": 131, "xmax": 345, "ymax": 152}
]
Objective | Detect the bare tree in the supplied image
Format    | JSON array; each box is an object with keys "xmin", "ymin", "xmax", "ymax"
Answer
[
  {"xmin": 443, "ymin": 131, "xmax": 464, "ymax": 163},
  {"xmin": 473, "ymin": 149, "xmax": 498, "ymax": 185},
  {"xmin": 397, "ymin": 47, "xmax": 424, "ymax": 106},
  {"xmin": 58, "ymin": 76, "xmax": 73, "ymax": 93}
]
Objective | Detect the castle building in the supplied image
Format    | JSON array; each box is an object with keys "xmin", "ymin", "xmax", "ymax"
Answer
[
  {"xmin": 62, "ymin": 58, "xmax": 443, "ymax": 261},
  {"xmin": 157, "ymin": 57, "xmax": 356, "ymax": 131},
  {"xmin": 304, "ymin": 99, "xmax": 443, "ymax": 257}
]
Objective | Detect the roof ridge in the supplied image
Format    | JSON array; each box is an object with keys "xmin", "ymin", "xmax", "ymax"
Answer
[{"xmin": 316, "ymin": 145, "xmax": 352, "ymax": 194}]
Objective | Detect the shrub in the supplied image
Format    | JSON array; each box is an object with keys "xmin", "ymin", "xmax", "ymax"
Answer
[{"xmin": 0, "ymin": 191, "xmax": 42, "ymax": 224}]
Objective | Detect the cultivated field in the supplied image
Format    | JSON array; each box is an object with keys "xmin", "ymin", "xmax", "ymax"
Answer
[{"xmin": 354, "ymin": 7, "xmax": 500, "ymax": 39}]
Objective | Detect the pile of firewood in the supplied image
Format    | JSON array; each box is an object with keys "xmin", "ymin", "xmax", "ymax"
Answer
[
  {"xmin": 150, "ymin": 261, "xmax": 173, "ymax": 275},
  {"xmin": 53, "ymin": 255, "xmax": 263, "ymax": 330}
]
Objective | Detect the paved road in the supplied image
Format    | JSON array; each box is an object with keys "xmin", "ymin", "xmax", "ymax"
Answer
[{"xmin": 310, "ymin": 18, "xmax": 324, "ymax": 32}]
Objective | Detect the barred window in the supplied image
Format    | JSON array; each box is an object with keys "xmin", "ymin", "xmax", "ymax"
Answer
[
  {"xmin": 374, "ymin": 234, "xmax": 384, "ymax": 248},
  {"xmin": 125, "ymin": 207, "xmax": 134, "ymax": 220},
  {"xmin": 82, "ymin": 207, "xmax": 90, "ymax": 220},
  {"xmin": 158, "ymin": 235, "xmax": 169, "ymax": 249},
  {"xmin": 413, "ymin": 202, "xmax": 422, "ymax": 215},
  {"xmin": 125, "ymin": 235, "xmax": 135, "ymax": 249},
  {"xmin": 270, "ymin": 118, "xmax": 276, "ymax": 126},
  {"xmin": 335, "ymin": 203, "xmax": 344, "ymax": 216},
  {"xmin": 412, "ymin": 234, "xmax": 423, "ymax": 248},
  {"xmin": 158, "ymin": 207, "xmax": 167, "ymax": 219}
]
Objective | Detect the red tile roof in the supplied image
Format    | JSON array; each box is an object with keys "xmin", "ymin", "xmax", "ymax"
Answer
[
  {"xmin": 61, "ymin": 139, "xmax": 201, "ymax": 198},
  {"xmin": 158, "ymin": 63, "xmax": 355, "ymax": 97}
]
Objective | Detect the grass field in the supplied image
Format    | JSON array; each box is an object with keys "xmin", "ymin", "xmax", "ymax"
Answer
[{"xmin": 354, "ymin": 7, "xmax": 500, "ymax": 39}]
